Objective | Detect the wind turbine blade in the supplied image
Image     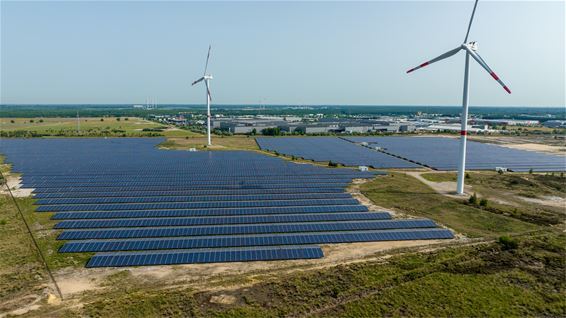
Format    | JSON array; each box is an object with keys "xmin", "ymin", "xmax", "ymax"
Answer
[
  {"xmin": 205, "ymin": 80, "xmax": 212, "ymax": 101},
  {"xmin": 406, "ymin": 47, "xmax": 461, "ymax": 73},
  {"xmin": 203, "ymin": 45, "xmax": 211, "ymax": 76},
  {"xmin": 192, "ymin": 77, "xmax": 204, "ymax": 86},
  {"xmin": 464, "ymin": 0, "xmax": 480, "ymax": 43},
  {"xmin": 466, "ymin": 48, "xmax": 511, "ymax": 94}
]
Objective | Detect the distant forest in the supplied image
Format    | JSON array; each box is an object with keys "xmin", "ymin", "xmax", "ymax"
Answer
[{"xmin": 0, "ymin": 104, "xmax": 564, "ymax": 121}]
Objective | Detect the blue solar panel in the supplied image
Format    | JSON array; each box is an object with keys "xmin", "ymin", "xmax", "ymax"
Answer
[
  {"xmin": 51, "ymin": 205, "xmax": 370, "ymax": 219},
  {"xmin": 36, "ymin": 193, "xmax": 353, "ymax": 205},
  {"xmin": 60, "ymin": 228, "xmax": 454, "ymax": 252},
  {"xmin": 58, "ymin": 219, "xmax": 437, "ymax": 240},
  {"xmin": 34, "ymin": 188, "xmax": 347, "ymax": 199},
  {"xmin": 0, "ymin": 138, "xmax": 454, "ymax": 268},
  {"xmin": 54, "ymin": 212, "xmax": 392, "ymax": 229},
  {"xmin": 86, "ymin": 245, "xmax": 324, "ymax": 267},
  {"xmin": 344, "ymin": 136, "xmax": 566, "ymax": 172},
  {"xmin": 37, "ymin": 198, "xmax": 361, "ymax": 212},
  {"xmin": 256, "ymin": 137, "xmax": 420, "ymax": 169}
]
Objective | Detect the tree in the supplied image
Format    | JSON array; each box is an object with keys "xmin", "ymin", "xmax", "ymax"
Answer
[{"xmin": 528, "ymin": 168, "xmax": 533, "ymax": 174}]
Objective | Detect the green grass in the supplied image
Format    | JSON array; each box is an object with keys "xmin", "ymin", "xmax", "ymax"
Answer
[
  {"xmin": 0, "ymin": 117, "xmax": 199, "ymax": 137},
  {"xmin": 360, "ymin": 173, "xmax": 538, "ymax": 237},
  {"xmin": 421, "ymin": 172, "xmax": 457, "ymax": 182},
  {"xmin": 0, "ymin": 193, "xmax": 90, "ymax": 313},
  {"xmin": 419, "ymin": 171, "xmax": 566, "ymax": 226}
]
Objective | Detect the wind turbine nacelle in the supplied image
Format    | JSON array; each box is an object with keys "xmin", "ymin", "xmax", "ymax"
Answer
[
  {"xmin": 204, "ymin": 75, "xmax": 214, "ymax": 80},
  {"xmin": 466, "ymin": 42, "xmax": 478, "ymax": 51}
]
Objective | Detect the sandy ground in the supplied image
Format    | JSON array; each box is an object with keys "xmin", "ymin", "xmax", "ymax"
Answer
[
  {"xmin": 0, "ymin": 175, "xmax": 33, "ymax": 198},
  {"xmin": 519, "ymin": 195, "xmax": 566, "ymax": 208},
  {"xmin": 497, "ymin": 143, "xmax": 566, "ymax": 154}
]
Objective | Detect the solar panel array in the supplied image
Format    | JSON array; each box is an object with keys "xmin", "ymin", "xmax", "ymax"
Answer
[
  {"xmin": 0, "ymin": 138, "xmax": 453, "ymax": 267},
  {"xmin": 256, "ymin": 137, "xmax": 420, "ymax": 168},
  {"xmin": 343, "ymin": 136, "xmax": 566, "ymax": 171},
  {"xmin": 256, "ymin": 137, "xmax": 565, "ymax": 172}
]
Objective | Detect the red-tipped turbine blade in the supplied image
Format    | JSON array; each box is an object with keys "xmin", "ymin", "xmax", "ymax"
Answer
[
  {"xmin": 406, "ymin": 47, "xmax": 461, "ymax": 74},
  {"xmin": 465, "ymin": 48, "xmax": 511, "ymax": 94}
]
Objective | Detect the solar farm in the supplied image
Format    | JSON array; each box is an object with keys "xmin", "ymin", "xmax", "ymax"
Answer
[
  {"xmin": 0, "ymin": 138, "xmax": 453, "ymax": 268},
  {"xmin": 257, "ymin": 136, "xmax": 566, "ymax": 171}
]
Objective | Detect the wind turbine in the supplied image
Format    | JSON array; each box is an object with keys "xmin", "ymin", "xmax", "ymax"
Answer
[
  {"xmin": 406, "ymin": 0, "xmax": 511, "ymax": 195},
  {"xmin": 192, "ymin": 45, "xmax": 213, "ymax": 146}
]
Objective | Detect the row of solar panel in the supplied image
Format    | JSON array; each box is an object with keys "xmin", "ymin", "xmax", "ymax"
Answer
[
  {"xmin": 36, "ymin": 193, "xmax": 353, "ymax": 205},
  {"xmin": 25, "ymin": 180, "xmax": 356, "ymax": 189},
  {"xmin": 24, "ymin": 178, "xmax": 363, "ymax": 188},
  {"xmin": 54, "ymin": 212, "xmax": 392, "ymax": 229},
  {"xmin": 37, "ymin": 199, "xmax": 361, "ymax": 212},
  {"xmin": 51, "ymin": 205, "xmax": 370, "ymax": 220},
  {"xmin": 23, "ymin": 172, "xmax": 378, "ymax": 182},
  {"xmin": 34, "ymin": 188, "xmax": 347, "ymax": 199},
  {"xmin": 58, "ymin": 219, "xmax": 437, "ymax": 240},
  {"xmin": 60, "ymin": 229, "xmax": 454, "ymax": 252},
  {"xmin": 86, "ymin": 246, "xmax": 325, "ymax": 267},
  {"xmin": 31, "ymin": 183, "xmax": 351, "ymax": 193}
]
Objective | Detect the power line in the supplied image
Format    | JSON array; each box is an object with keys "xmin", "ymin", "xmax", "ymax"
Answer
[{"xmin": 0, "ymin": 170, "xmax": 63, "ymax": 300}]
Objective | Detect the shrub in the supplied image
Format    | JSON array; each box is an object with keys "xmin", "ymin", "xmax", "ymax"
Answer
[
  {"xmin": 116, "ymin": 117, "xmax": 121, "ymax": 121},
  {"xmin": 498, "ymin": 236, "xmax": 519, "ymax": 250},
  {"xmin": 100, "ymin": 118, "xmax": 104, "ymax": 122},
  {"xmin": 10, "ymin": 120, "xmax": 14, "ymax": 123},
  {"xmin": 328, "ymin": 161, "xmax": 338, "ymax": 167},
  {"xmin": 124, "ymin": 117, "xmax": 129, "ymax": 121},
  {"xmin": 529, "ymin": 168, "xmax": 533, "ymax": 174},
  {"xmin": 39, "ymin": 119, "xmax": 44, "ymax": 123},
  {"xmin": 465, "ymin": 173, "xmax": 470, "ymax": 179},
  {"xmin": 468, "ymin": 192, "xmax": 478, "ymax": 205},
  {"xmin": 479, "ymin": 198, "xmax": 488, "ymax": 207}
]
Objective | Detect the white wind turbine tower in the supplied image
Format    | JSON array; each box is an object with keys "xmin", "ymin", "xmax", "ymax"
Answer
[
  {"xmin": 192, "ymin": 45, "xmax": 213, "ymax": 146},
  {"xmin": 406, "ymin": 0, "xmax": 511, "ymax": 195}
]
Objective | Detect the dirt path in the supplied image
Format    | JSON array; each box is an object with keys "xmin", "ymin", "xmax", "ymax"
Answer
[{"xmin": 402, "ymin": 171, "xmax": 471, "ymax": 199}]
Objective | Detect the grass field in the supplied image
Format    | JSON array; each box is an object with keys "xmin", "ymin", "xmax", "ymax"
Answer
[
  {"xmin": 161, "ymin": 136, "xmax": 259, "ymax": 151},
  {"xmin": 0, "ymin": 117, "xmax": 200, "ymax": 138}
]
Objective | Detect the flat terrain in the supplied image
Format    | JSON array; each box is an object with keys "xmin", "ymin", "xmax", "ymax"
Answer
[
  {"xmin": 0, "ymin": 117, "xmax": 199, "ymax": 138},
  {"xmin": 1, "ymin": 150, "xmax": 564, "ymax": 317}
]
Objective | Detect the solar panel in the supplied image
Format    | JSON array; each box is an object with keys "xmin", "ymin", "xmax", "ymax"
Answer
[
  {"xmin": 256, "ymin": 137, "xmax": 420, "ymax": 169},
  {"xmin": 59, "ymin": 228, "xmax": 454, "ymax": 252},
  {"xmin": 344, "ymin": 136, "xmax": 566, "ymax": 172},
  {"xmin": 51, "ymin": 205, "xmax": 370, "ymax": 219},
  {"xmin": 34, "ymin": 187, "xmax": 347, "ymax": 199},
  {"xmin": 37, "ymin": 198, "xmax": 362, "ymax": 212},
  {"xmin": 58, "ymin": 219, "xmax": 437, "ymax": 240},
  {"xmin": 54, "ymin": 212, "xmax": 392, "ymax": 229},
  {"xmin": 0, "ymin": 138, "xmax": 455, "ymax": 268},
  {"xmin": 36, "ymin": 192, "xmax": 353, "ymax": 205},
  {"xmin": 86, "ymin": 245, "xmax": 324, "ymax": 267}
]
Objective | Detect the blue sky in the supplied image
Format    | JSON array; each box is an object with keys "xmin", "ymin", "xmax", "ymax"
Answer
[{"xmin": 1, "ymin": 1, "xmax": 564, "ymax": 106}]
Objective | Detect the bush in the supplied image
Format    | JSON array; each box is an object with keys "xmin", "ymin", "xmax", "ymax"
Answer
[
  {"xmin": 116, "ymin": 117, "xmax": 121, "ymax": 121},
  {"xmin": 465, "ymin": 173, "xmax": 470, "ymax": 179},
  {"xmin": 124, "ymin": 117, "xmax": 129, "ymax": 121},
  {"xmin": 529, "ymin": 168, "xmax": 533, "ymax": 174},
  {"xmin": 468, "ymin": 193, "xmax": 478, "ymax": 205},
  {"xmin": 479, "ymin": 198, "xmax": 488, "ymax": 207},
  {"xmin": 328, "ymin": 161, "xmax": 338, "ymax": 167},
  {"xmin": 100, "ymin": 118, "xmax": 104, "ymax": 122},
  {"xmin": 10, "ymin": 120, "xmax": 14, "ymax": 123},
  {"xmin": 498, "ymin": 236, "xmax": 519, "ymax": 250}
]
